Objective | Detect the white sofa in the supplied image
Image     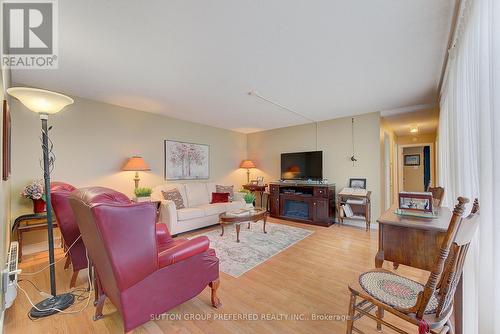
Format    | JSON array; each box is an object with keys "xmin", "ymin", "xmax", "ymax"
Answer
[{"xmin": 152, "ymin": 182, "xmax": 246, "ymax": 235}]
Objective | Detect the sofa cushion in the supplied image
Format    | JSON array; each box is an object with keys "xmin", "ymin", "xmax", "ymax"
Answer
[
  {"xmin": 216, "ymin": 185, "xmax": 234, "ymax": 201},
  {"xmin": 226, "ymin": 201, "xmax": 246, "ymax": 211},
  {"xmin": 199, "ymin": 203, "xmax": 227, "ymax": 216},
  {"xmin": 206, "ymin": 182, "xmax": 217, "ymax": 196},
  {"xmin": 177, "ymin": 208, "xmax": 205, "ymax": 221},
  {"xmin": 185, "ymin": 183, "xmax": 209, "ymax": 207},
  {"xmin": 161, "ymin": 189, "xmax": 185, "ymax": 209},
  {"xmin": 153, "ymin": 183, "xmax": 187, "ymax": 206},
  {"xmin": 211, "ymin": 192, "xmax": 229, "ymax": 204}
]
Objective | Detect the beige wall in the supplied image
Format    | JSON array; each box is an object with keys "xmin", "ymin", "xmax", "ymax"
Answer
[
  {"xmin": 402, "ymin": 146, "xmax": 425, "ymax": 192},
  {"xmin": 1, "ymin": 68, "xmax": 12, "ymax": 314},
  {"xmin": 396, "ymin": 133, "xmax": 437, "ymax": 192},
  {"xmin": 247, "ymin": 112, "xmax": 381, "ymax": 227},
  {"xmin": 11, "ymin": 96, "xmax": 247, "ymax": 244}
]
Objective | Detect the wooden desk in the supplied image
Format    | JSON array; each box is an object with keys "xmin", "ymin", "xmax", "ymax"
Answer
[{"xmin": 376, "ymin": 205, "xmax": 462, "ymax": 334}]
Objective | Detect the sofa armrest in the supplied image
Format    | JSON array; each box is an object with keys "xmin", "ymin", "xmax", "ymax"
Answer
[
  {"xmin": 158, "ymin": 236, "xmax": 210, "ymax": 267},
  {"xmin": 233, "ymin": 192, "xmax": 246, "ymax": 203},
  {"xmin": 159, "ymin": 200, "xmax": 177, "ymax": 234}
]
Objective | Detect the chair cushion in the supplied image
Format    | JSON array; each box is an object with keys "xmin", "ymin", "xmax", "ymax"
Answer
[
  {"xmin": 177, "ymin": 208, "xmax": 205, "ymax": 221},
  {"xmin": 199, "ymin": 203, "xmax": 227, "ymax": 216},
  {"xmin": 359, "ymin": 271, "xmax": 439, "ymax": 314},
  {"xmin": 162, "ymin": 189, "xmax": 185, "ymax": 209},
  {"xmin": 211, "ymin": 192, "xmax": 229, "ymax": 204},
  {"xmin": 185, "ymin": 183, "xmax": 209, "ymax": 207}
]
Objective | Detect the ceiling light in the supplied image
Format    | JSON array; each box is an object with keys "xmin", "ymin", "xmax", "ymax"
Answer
[{"xmin": 410, "ymin": 126, "xmax": 419, "ymax": 133}]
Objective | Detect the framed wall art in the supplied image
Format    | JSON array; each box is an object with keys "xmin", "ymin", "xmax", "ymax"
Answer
[
  {"xmin": 2, "ymin": 100, "xmax": 11, "ymax": 181},
  {"xmin": 164, "ymin": 140, "xmax": 209, "ymax": 180},
  {"xmin": 404, "ymin": 154, "xmax": 420, "ymax": 166}
]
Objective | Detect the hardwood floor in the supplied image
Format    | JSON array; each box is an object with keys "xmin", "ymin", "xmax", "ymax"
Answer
[{"xmin": 4, "ymin": 218, "xmax": 429, "ymax": 333}]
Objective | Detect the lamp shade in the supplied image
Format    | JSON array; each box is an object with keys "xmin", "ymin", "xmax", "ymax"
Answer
[
  {"xmin": 7, "ymin": 87, "xmax": 74, "ymax": 114},
  {"xmin": 239, "ymin": 160, "xmax": 256, "ymax": 169},
  {"xmin": 122, "ymin": 156, "xmax": 150, "ymax": 171}
]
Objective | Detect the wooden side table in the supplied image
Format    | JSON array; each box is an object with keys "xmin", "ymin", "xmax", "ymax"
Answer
[
  {"xmin": 337, "ymin": 191, "xmax": 372, "ymax": 230},
  {"xmin": 12, "ymin": 213, "xmax": 58, "ymax": 263},
  {"xmin": 242, "ymin": 184, "xmax": 267, "ymax": 209}
]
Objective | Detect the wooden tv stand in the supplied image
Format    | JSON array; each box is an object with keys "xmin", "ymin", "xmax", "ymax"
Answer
[{"xmin": 269, "ymin": 182, "xmax": 336, "ymax": 226}]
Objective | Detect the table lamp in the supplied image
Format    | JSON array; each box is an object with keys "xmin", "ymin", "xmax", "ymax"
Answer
[
  {"xmin": 240, "ymin": 159, "xmax": 256, "ymax": 184},
  {"xmin": 122, "ymin": 156, "xmax": 150, "ymax": 189},
  {"xmin": 7, "ymin": 87, "xmax": 75, "ymax": 318}
]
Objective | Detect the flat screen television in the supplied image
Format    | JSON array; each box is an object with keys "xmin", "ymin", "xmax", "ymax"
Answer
[{"xmin": 281, "ymin": 151, "xmax": 323, "ymax": 181}]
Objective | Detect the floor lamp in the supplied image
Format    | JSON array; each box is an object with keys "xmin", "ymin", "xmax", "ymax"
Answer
[{"xmin": 7, "ymin": 87, "xmax": 75, "ymax": 318}]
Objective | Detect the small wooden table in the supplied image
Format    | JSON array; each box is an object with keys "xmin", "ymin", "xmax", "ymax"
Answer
[
  {"xmin": 376, "ymin": 205, "xmax": 462, "ymax": 334},
  {"xmin": 218, "ymin": 209, "xmax": 268, "ymax": 243},
  {"xmin": 337, "ymin": 191, "xmax": 371, "ymax": 230},
  {"xmin": 242, "ymin": 184, "xmax": 267, "ymax": 209},
  {"xmin": 12, "ymin": 213, "xmax": 58, "ymax": 262}
]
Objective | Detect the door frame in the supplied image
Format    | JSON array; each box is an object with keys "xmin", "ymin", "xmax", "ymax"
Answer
[{"xmin": 398, "ymin": 142, "xmax": 435, "ymax": 193}]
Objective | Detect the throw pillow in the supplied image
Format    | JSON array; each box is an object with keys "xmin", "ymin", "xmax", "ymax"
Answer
[
  {"xmin": 211, "ymin": 192, "xmax": 229, "ymax": 204},
  {"xmin": 216, "ymin": 185, "xmax": 234, "ymax": 201},
  {"xmin": 161, "ymin": 189, "xmax": 185, "ymax": 210}
]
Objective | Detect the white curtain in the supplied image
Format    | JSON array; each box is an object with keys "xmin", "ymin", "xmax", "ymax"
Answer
[{"xmin": 438, "ymin": 0, "xmax": 500, "ymax": 333}]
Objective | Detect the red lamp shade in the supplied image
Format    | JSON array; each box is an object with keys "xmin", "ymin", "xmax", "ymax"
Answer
[
  {"xmin": 122, "ymin": 156, "xmax": 150, "ymax": 171},
  {"xmin": 239, "ymin": 160, "xmax": 256, "ymax": 169}
]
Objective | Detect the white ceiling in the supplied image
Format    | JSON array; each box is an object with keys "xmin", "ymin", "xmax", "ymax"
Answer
[{"xmin": 11, "ymin": 0, "xmax": 455, "ymax": 133}]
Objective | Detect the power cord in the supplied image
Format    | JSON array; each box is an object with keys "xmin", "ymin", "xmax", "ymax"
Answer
[
  {"xmin": 17, "ymin": 249, "xmax": 93, "ymax": 317},
  {"xmin": 20, "ymin": 235, "xmax": 82, "ymax": 277}
]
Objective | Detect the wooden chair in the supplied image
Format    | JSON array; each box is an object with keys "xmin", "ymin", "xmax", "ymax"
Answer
[
  {"xmin": 346, "ymin": 197, "xmax": 479, "ymax": 334},
  {"xmin": 427, "ymin": 186, "xmax": 445, "ymax": 207}
]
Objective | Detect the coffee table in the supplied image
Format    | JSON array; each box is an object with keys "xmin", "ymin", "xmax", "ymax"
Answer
[{"xmin": 218, "ymin": 209, "xmax": 268, "ymax": 242}]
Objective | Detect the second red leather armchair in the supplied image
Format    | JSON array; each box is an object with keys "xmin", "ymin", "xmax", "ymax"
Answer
[{"xmin": 68, "ymin": 187, "xmax": 221, "ymax": 333}]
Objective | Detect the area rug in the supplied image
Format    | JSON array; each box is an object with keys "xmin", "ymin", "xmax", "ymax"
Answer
[{"xmin": 190, "ymin": 221, "xmax": 313, "ymax": 277}]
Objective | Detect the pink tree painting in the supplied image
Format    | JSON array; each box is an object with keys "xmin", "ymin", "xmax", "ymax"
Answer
[{"xmin": 165, "ymin": 140, "xmax": 209, "ymax": 179}]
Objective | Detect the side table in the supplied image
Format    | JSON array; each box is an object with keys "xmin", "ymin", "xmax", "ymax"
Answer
[{"xmin": 12, "ymin": 213, "xmax": 58, "ymax": 263}]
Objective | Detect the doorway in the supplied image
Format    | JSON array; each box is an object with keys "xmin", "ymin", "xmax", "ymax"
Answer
[{"xmin": 398, "ymin": 143, "xmax": 434, "ymax": 192}]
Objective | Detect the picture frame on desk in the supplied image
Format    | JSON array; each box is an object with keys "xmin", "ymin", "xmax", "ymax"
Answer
[
  {"xmin": 398, "ymin": 192, "xmax": 433, "ymax": 213},
  {"xmin": 349, "ymin": 178, "xmax": 366, "ymax": 189}
]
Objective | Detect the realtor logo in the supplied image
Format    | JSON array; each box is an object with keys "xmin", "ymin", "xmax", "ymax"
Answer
[{"xmin": 1, "ymin": 0, "xmax": 58, "ymax": 68}]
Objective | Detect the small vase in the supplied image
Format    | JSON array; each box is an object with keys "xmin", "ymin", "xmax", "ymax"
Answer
[
  {"xmin": 245, "ymin": 202, "xmax": 254, "ymax": 209},
  {"xmin": 135, "ymin": 196, "xmax": 151, "ymax": 203},
  {"xmin": 32, "ymin": 199, "xmax": 46, "ymax": 213}
]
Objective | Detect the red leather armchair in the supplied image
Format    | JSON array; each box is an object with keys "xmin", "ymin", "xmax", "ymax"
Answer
[
  {"xmin": 68, "ymin": 187, "xmax": 221, "ymax": 333},
  {"xmin": 51, "ymin": 182, "xmax": 87, "ymax": 288}
]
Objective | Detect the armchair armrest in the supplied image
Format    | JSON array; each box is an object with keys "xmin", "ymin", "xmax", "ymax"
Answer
[
  {"xmin": 155, "ymin": 223, "xmax": 173, "ymax": 248},
  {"xmin": 158, "ymin": 200, "xmax": 178, "ymax": 234},
  {"xmin": 158, "ymin": 236, "xmax": 210, "ymax": 268}
]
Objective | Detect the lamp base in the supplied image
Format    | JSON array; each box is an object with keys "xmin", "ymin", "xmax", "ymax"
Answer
[{"xmin": 29, "ymin": 293, "xmax": 75, "ymax": 318}]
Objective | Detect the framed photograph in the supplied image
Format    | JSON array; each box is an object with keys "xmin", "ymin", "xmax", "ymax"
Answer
[
  {"xmin": 250, "ymin": 180, "xmax": 258, "ymax": 185},
  {"xmin": 164, "ymin": 140, "xmax": 209, "ymax": 180},
  {"xmin": 349, "ymin": 178, "xmax": 366, "ymax": 189},
  {"xmin": 2, "ymin": 100, "xmax": 11, "ymax": 181},
  {"xmin": 404, "ymin": 154, "xmax": 420, "ymax": 166},
  {"xmin": 256, "ymin": 176, "xmax": 264, "ymax": 186},
  {"xmin": 398, "ymin": 192, "xmax": 433, "ymax": 213}
]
